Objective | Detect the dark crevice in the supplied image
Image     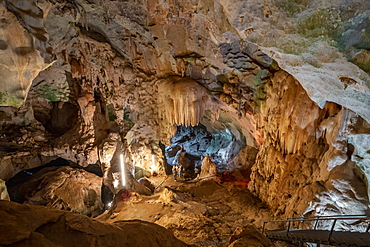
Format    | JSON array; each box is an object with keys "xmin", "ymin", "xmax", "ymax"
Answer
[{"xmin": 6, "ymin": 158, "xmax": 103, "ymax": 204}]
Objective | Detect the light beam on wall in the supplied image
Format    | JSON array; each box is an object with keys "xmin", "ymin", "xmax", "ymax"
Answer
[
  {"xmin": 151, "ymin": 154, "xmax": 156, "ymax": 172},
  {"xmin": 120, "ymin": 154, "xmax": 126, "ymax": 186}
]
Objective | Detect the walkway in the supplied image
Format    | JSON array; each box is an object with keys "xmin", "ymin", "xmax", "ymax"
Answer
[{"xmin": 263, "ymin": 215, "xmax": 370, "ymax": 246}]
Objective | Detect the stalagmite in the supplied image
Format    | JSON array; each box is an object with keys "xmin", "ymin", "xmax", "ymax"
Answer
[{"xmin": 0, "ymin": 179, "xmax": 10, "ymax": 201}]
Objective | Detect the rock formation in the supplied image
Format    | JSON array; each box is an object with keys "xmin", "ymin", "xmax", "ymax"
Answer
[
  {"xmin": 0, "ymin": 178, "xmax": 10, "ymax": 200},
  {"xmin": 249, "ymin": 70, "xmax": 370, "ymax": 219},
  {"xmin": 105, "ymin": 178, "xmax": 273, "ymax": 246},
  {"xmin": 199, "ymin": 153, "xmax": 218, "ymax": 179},
  {"xmin": 228, "ymin": 225, "xmax": 273, "ymax": 247},
  {"xmin": 0, "ymin": 2, "xmax": 46, "ymax": 107},
  {"xmin": 0, "ymin": 0, "xmax": 369, "ymax": 245},
  {"xmin": 0, "ymin": 200, "xmax": 189, "ymax": 247},
  {"xmin": 6, "ymin": 166, "xmax": 104, "ymax": 217}
]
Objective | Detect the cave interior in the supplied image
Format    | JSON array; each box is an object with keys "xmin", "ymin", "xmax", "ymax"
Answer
[{"xmin": 0, "ymin": 0, "xmax": 370, "ymax": 246}]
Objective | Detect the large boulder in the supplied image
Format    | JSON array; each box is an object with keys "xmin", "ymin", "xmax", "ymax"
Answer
[
  {"xmin": 0, "ymin": 200, "xmax": 189, "ymax": 247},
  {"xmin": 7, "ymin": 166, "xmax": 104, "ymax": 217},
  {"xmin": 228, "ymin": 225, "xmax": 273, "ymax": 247}
]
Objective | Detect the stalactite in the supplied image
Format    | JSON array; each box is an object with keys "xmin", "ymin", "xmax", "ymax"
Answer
[{"xmin": 158, "ymin": 77, "xmax": 222, "ymax": 127}]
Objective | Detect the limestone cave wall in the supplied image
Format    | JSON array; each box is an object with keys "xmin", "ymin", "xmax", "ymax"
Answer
[
  {"xmin": 249, "ymin": 70, "xmax": 370, "ymax": 219},
  {"xmin": 0, "ymin": 0, "xmax": 263, "ymax": 181},
  {"xmin": 0, "ymin": 0, "xmax": 369, "ymax": 222}
]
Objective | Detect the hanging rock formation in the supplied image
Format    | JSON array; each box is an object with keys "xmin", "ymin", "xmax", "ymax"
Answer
[
  {"xmin": 0, "ymin": 0, "xmax": 369, "ymax": 238},
  {"xmin": 158, "ymin": 76, "xmax": 222, "ymax": 128},
  {"xmin": 249, "ymin": 70, "xmax": 370, "ymax": 220}
]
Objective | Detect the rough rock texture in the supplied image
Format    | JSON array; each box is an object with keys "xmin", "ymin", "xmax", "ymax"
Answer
[
  {"xmin": 249, "ymin": 70, "xmax": 370, "ymax": 220},
  {"xmin": 7, "ymin": 166, "xmax": 104, "ymax": 217},
  {"xmin": 228, "ymin": 225, "xmax": 273, "ymax": 247},
  {"xmin": 221, "ymin": 0, "xmax": 370, "ymax": 122},
  {"xmin": 104, "ymin": 178, "xmax": 273, "ymax": 247},
  {"xmin": 0, "ymin": 0, "xmax": 262, "ymax": 188},
  {"xmin": 0, "ymin": 200, "xmax": 189, "ymax": 247},
  {"xmin": 199, "ymin": 153, "xmax": 218, "ymax": 179},
  {"xmin": 0, "ymin": 0, "xmax": 369, "ymax": 237},
  {"xmin": 158, "ymin": 76, "xmax": 222, "ymax": 128},
  {"xmin": 165, "ymin": 124, "xmax": 247, "ymax": 171},
  {"xmin": 0, "ymin": 178, "xmax": 10, "ymax": 200},
  {"xmin": 0, "ymin": 3, "xmax": 45, "ymax": 107}
]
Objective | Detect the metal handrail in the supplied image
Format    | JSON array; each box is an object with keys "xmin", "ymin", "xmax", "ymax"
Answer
[
  {"xmin": 263, "ymin": 215, "xmax": 370, "ymax": 243},
  {"xmin": 287, "ymin": 214, "xmax": 369, "ymax": 220},
  {"xmin": 264, "ymin": 215, "xmax": 370, "ymax": 224},
  {"xmin": 288, "ymin": 214, "xmax": 370, "ymax": 220}
]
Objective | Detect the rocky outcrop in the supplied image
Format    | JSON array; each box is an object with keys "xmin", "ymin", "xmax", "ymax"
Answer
[
  {"xmin": 0, "ymin": 178, "xmax": 10, "ymax": 200},
  {"xmin": 158, "ymin": 76, "xmax": 222, "ymax": 128},
  {"xmin": 7, "ymin": 166, "xmax": 104, "ymax": 217},
  {"xmin": 228, "ymin": 225, "xmax": 273, "ymax": 247},
  {"xmin": 0, "ymin": 0, "xmax": 263, "ymax": 182},
  {"xmin": 0, "ymin": 3, "xmax": 46, "ymax": 107},
  {"xmin": 164, "ymin": 123, "xmax": 248, "ymax": 172},
  {"xmin": 220, "ymin": 0, "xmax": 370, "ymax": 123},
  {"xmin": 249, "ymin": 70, "xmax": 369, "ymax": 219},
  {"xmin": 199, "ymin": 153, "xmax": 218, "ymax": 179},
  {"xmin": 0, "ymin": 200, "xmax": 189, "ymax": 247}
]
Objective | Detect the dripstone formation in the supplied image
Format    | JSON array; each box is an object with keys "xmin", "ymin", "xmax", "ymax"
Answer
[{"xmin": 0, "ymin": 0, "xmax": 369, "ymax": 246}]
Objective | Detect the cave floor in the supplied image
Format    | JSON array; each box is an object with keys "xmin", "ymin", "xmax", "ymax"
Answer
[{"xmin": 99, "ymin": 175, "xmax": 276, "ymax": 247}]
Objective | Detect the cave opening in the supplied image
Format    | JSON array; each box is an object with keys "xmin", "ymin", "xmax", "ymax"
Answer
[
  {"xmin": 33, "ymin": 101, "xmax": 79, "ymax": 137},
  {"xmin": 164, "ymin": 123, "xmax": 244, "ymax": 181}
]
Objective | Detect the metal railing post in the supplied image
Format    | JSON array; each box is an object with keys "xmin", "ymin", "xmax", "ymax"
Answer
[
  {"xmin": 263, "ymin": 215, "xmax": 370, "ymax": 245},
  {"xmin": 314, "ymin": 219, "xmax": 319, "ymax": 230},
  {"xmin": 286, "ymin": 220, "xmax": 291, "ymax": 238},
  {"xmin": 328, "ymin": 219, "xmax": 337, "ymax": 242}
]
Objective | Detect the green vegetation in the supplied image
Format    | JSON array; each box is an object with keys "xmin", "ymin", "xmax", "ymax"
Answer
[
  {"xmin": 218, "ymin": 111, "xmax": 233, "ymax": 123},
  {"xmin": 124, "ymin": 107, "xmax": 133, "ymax": 129},
  {"xmin": 23, "ymin": 117, "xmax": 31, "ymax": 126},
  {"xmin": 297, "ymin": 8, "xmax": 345, "ymax": 42},
  {"xmin": 33, "ymin": 82, "xmax": 69, "ymax": 102},
  {"xmin": 248, "ymin": 70, "xmax": 267, "ymax": 113},
  {"xmin": 211, "ymin": 86, "xmax": 224, "ymax": 93},
  {"xmin": 183, "ymin": 57, "xmax": 195, "ymax": 62},
  {"xmin": 0, "ymin": 91, "xmax": 23, "ymax": 107},
  {"xmin": 106, "ymin": 104, "xmax": 116, "ymax": 121},
  {"xmin": 276, "ymin": 0, "xmax": 309, "ymax": 17}
]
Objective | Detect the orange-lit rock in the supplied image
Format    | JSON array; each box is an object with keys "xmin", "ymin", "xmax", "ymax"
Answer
[
  {"xmin": 249, "ymin": 70, "xmax": 369, "ymax": 220},
  {"xmin": 0, "ymin": 0, "xmax": 369, "ymax": 245},
  {"xmin": 0, "ymin": 200, "xmax": 189, "ymax": 247}
]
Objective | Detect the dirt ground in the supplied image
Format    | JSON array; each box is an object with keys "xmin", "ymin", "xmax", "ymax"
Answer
[{"xmin": 98, "ymin": 174, "xmax": 279, "ymax": 247}]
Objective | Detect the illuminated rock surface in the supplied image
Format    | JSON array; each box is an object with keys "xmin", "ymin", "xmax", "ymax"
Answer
[
  {"xmin": 102, "ymin": 178, "xmax": 273, "ymax": 247},
  {"xmin": 0, "ymin": 0, "xmax": 369, "ymax": 246},
  {"xmin": 249, "ymin": 70, "xmax": 370, "ymax": 220},
  {"xmin": 0, "ymin": 200, "xmax": 189, "ymax": 247},
  {"xmin": 0, "ymin": 3, "xmax": 46, "ymax": 107},
  {"xmin": 6, "ymin": 166, "xmax": 104, "ymax": 217}
]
